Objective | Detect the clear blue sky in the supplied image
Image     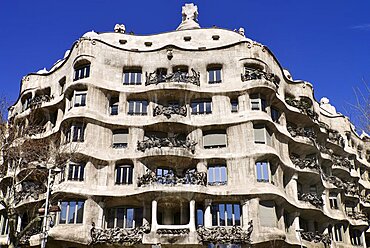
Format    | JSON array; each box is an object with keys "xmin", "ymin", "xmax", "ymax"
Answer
[{"xmin": 0, "ymin": 1, "xmax": 369, "ymax": 120}]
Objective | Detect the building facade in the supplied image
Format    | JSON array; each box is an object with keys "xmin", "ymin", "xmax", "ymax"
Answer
[{"xmin": 1, "ymin": 3, "xmax": 370, "ymax": 248}]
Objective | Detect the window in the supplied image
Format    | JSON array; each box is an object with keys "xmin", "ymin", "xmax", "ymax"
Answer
[
  {"xmin": 208, "ymin": 165, "xmax": 227, "ymax": 185},
  {"xmin": 74, "ymin": 64, "xmax": 90, "ymax": 81},
  {"xmin": 259, "ymin": 201, "xmax": 277, "ymax": 227},
  {"xmin": 123, "ymin": 69, "xmax": 142, "ymax": 85},
  {"xmin": 203, "ymin": 131, "xmax": 227, "ymax": 149},
  {"xmin": 231, "ymin": 99, "xmax": 238, "ymax": 113},
  {"xmin": 345, "ymin": 201, "xmax": 356, "ymax": 214},
  {"xmin": 254, "ymin": 124, "xmax": 272, "ymax": 145},
  {"xmin": 250, "ymin": 93, "xmax": 266, "ymax": 111},
  {"xmin": 191, "ymin": 100, "xmax": 212, "ymax": 115},
  {"xmin": 211, "ymin": 203, "xmax": 241, "ymax": 226},
  {"xmin": 196, "ymin": 205, "xmax": 204, "ymax": 226},
  {"xmin": 59, "ymin": 200, "xmax": 85, "ymax": 224},
  {"xmin": 110, "ymin": 97, "xmax": 119, "ymax": 115},
  {"xmin": 208, "ymin": 67, "xmax": 222, "ymax": 84},
  {"xmin": 271, "ymin": 107, "xmax": 280, "ymax": 123},
  {"xmin": 65, "ymin": 123, "xmax": 85, "ymax": 143},
  {"xmin": 329, "ymin": 192, "xmax": 339, "ymax": 209},
  {"xmin": 113, "ymin": 130, "xmax": 128, "ymax": 148},
  {"xmin": 350, "ymin": 228, "xmax": 363, "ymax": 246},
  {"xmin": 106, "ymin": 207, "xmax": 142, "ymax": 229},
  {"xmin": 67, "ymin": 163, "xmax": 85, "ymax": 181},
  {"xmin": 73, "ymin": 91, "xmax": 86, "ymax": 107},
  {"xmin": 128, "ymin": 100, "xmax": 148, "ymax": 115},
  {"xmin": 156, "ymin": 167, "xmax": 173, "ymax": 184},
  {"xmin": 115, "ymin": 165, "xmax": 133, "ymax": 185},
  {"xmin": 333, "ymin": 224, "xmax": 343, "ymax": 242},
  {"xmin": 0, "ymin": 213, "xmax": 8, "ymax": 235},
  {"xmin": 256, "ymin": 161, "xmax": 270, "ymax": 183},
  {"xmin": 59, "ymin": 77, "xmax": 66, "ymax": 96}
]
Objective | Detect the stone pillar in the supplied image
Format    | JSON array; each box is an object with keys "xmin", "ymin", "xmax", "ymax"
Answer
[
  {"xmin": 189, "ymin": 200, "xmax": 196, "ymax": 232},
  {"xmin": 241, "ymin": 199, "xmax": 249, "ymax": 230},
  {"xmin": 204, "ymin": 199, "xmax": 212, "ymax": 227},
  {"xmin": 291, "ymin": 173, "xmax": 299, "ymax": 201},
  {"xmin": 151, "ymin": 200, "xmax": 158, "ymax": 232},
  {"xmin": 292, "ymin": 212, "xmax": 301, "ymax": 241},
  {"xmin": 97, "ymin": 201, "xmax": 105, "ymax": 228},
  {"xmin": 360, "ymin": 230, "xmax": 366, "ymax": 248},
  {"xmin": 277, "ymin": 207, "xmax": 285, "ymax": 231}
]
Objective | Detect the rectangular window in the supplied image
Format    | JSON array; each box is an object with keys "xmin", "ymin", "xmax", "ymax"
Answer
[
  {"xmin": 259, "ymin": 201, "xmax": 277, "ymax": 227},
  {"xmin": 59, "ymin": 200, "xmax": 85, "ymax": 224},
  {"xmin": 329, "ymin": 192, "xmax": 339, "ymax": 209},
  {"xmin": 208, "ymin": 165, "xmax": 227, "ymax": 185},
  {"xmin": 123, "ymin": 70, "xmax": 142, "ymax": 85},
  {"xmin": 254, "ymin": 124, "xmax": 272, "ymax": 145},
  {"xmin": 231, "ymin": 99, "xmax": 238, "ymax": 113},
  {"xmin": 74, "ymin": 64, "xmax": 90, "ymax": 81},
  {"xmin": 67, "ymin": 163, "xmax": 85, "ymax": 181},
  {"xmin": 350, "ymin": 228, "xmax": 363, "ymax": 246},
  {"xmin": 208, "ymin": 68, "xmax": 222, "ymax": 84},
  {"xmin": 211, "ymin": 203, "xmax": 240, "ymax": 226},
  {"xmin": 333, "ymin": 224, "xmax": 343, "ymax": 242},
  {"xmin": 203, "ymin": 131, "xmax": 227, "ymax": 149},
  {"xmin": 191, "ymin": 100, "xmax": 212, "ymax": 115},
  {"xmin": 106, "ymin": 207, "xmax": 143, "ymax": 229},
  {"xmin": 113, "ymin": 130, "xmax": 128, "ymax": 148},
  {"xmin": 74, "ymin": 91, "xmax": 87, "ymax": 107},
  {"xmin": 72, "ymin": 123, "xmax": 85, "ymax": 142},
  {"xmin": 271, "ymin": 107, "xmax": 280, "ymax": 123},
  {"xmin": 128, "ymin": 100, "xmax": 148, "ymax": 115},
  {"xmin": 256, "ymin": 161, "xmax": 270, "ymax": 182},
  {"xmin": 115, "ymin": 165, "xmax": 133, "ymax": 185},
  {"xmin": 250, "ymin": 94, "xmax": 266, "ymax": 111},
  {"xmin": 110, "ymin": 97, "xmax": 119, "ymax": 115}
]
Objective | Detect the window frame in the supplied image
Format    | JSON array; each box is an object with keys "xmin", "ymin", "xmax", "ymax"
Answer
[
  {"xmin": 211, "ymin": 203, "xmax": 241, "ymax": 227},
  {"xmin": 329, "ymin": 192, "xmax": 339, "ymax": 209},
  {"xmin": 250, "ymin": 93, "xmax": 267, "ymax": 112},
  {"xmin": 127, "ymin": 100, "xmax": 148, "ymax": 115},
  {"xmin": 207, "ymin": 67, "xmax": 222, "ymax": 84},
  {"xmin": 191, "ymin": 99, "xmax": 212, "ymax": 115},
  {"xmin": 105, "ymin": 206, "xmax": 143, "ymax": 229},
  {"xmin": 207, "ymin": 164, "xmax": 227, "ymax": 186},
  {"xmin": 123, "ymin": 69, "xmax": 142, "ymax": 85},
  {"xmin": 73, "ymin": 64, "xmax": 90, "ymax": 81},
  {"xmin": 253, "ymin": 124, "xmax": 272, "ymax": 145},
  {"xmin": 67, "ymin": 163, "xmax": 85, "ymax": 181},
  {"xmin": 73, "ymin": 90, "xmax": 87, "ymax": 108},
  {"xmin": 58, "ymin": 200, "xmax": 85, "ymax": 224},
  {"xmin": 256, "ymin": 161, "xmax": 270, "ymax": 183},
  {"xmin": 115, "ymin": 164, "xmax": 133, "ymax": 185}
]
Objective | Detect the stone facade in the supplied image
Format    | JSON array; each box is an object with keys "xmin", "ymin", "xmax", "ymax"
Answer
[{"xmin": 2, "ymin": 3, "xmax": 370, "ymax": 248}]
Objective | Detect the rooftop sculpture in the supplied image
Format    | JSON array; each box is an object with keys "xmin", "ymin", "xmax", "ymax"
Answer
[{"xmin": 176, "ymin": 3, "xmax": 200, "ymax": 31}]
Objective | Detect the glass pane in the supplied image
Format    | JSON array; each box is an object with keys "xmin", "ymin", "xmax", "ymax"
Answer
[
  {"xmin": 216, "ymin": 69, "xmax": 221, "ymax": 82},
  {"xmin": 116, "ymin": 167, "xmax": 121, "ymax": 184},
  {"xmin": 85, "ymin": 65, "xmax": 90, "ymax": 78},
  {"xmin": 81, "ymin": 94, "xmax": 86, "ymax": 106},
  {"xmin": 219, "ymin": 204, "xmax": 225, "ymax": 226},
  {"xmin": 68, "ymin": 165, "xmax": 73, "ymax": 180},
  {"xmin": 142, "ymin": 101, "xmax": 148, "ymax": 115},
  {"xmin": 234, "ymin": 204, "xmax": 241, "ymax": 226},
  {"xmin": 256, "ymin": 162, "xmax": 262, "ymax": 181},
  {"xmin": 206, "ymin": 101, "xmax": 212, "ymax": 113},
  {"xmin": 191, "ymin": 102, "xmax": 198, "ymax": 114},
  {"xmin": 117, "ymin": 208, "xmax": 124, "ymax": 228},
  {"xmin": 128, "ymin": 101, "xmax": 134, "ymax": 114},
  {"xmin": 73, "ymin": 165, "xmax": 79, "ymax": 180},
  {"xmin": 76, "ymin": 201, "xmax": 84, "ymax": 223},
  {"xmin": 199, "ymin": 102, "xmax": 204, "ymax": 113},
  {"xmin": 126, "ymin": 208, "xmax": 134, "ymax": 228},
  {"xmin": 209, "ymin": 70, "xmax": 214, "ymax": 83},
  {"xmin": 134, "ymin": 208, "xmax": 143, "ymax": 227},
  {"xmin": 122, "ymin": 167, "xmax": 127, "ymax": 184},
  {"xmin": 59, "ymin": 202, "xmax": 68, "ymax": 224},
  {"xmin": 124, "ymin": 73, "xmax": 130, "ymax": 84},
  {"xmin": 135, "ymin": 101, "xmax": 140, "ymax": 114},
  {"xmin": 197, "ymin": 209, "xmax": 204, "ymax": 226},
  {"xmin": 261, "ymin": 99, "xmax": 267, "ymax": 111},
  {"xmin": 79, "ymin": 165, "xmax": 84, "ymax": 180},
  {"xmin": 128, "ymin": 167, "xmax": 133, "ymax": 184},
  {"xmin": 136, "ymin": 73, "xmax": 142, "ymax": 84},
  {"xmin": 226, "ymin": 204, "xmax": 233, "ymax": 226},
  {"xmin": 211, "ymin": 204, "xmax": 218, "ymax": 226},
  {"xmin": 68, "ymin": 201, "xmax": 76, "ymax": 224},
  {"xmin": 221, "ymin": 166, "xmax": 227, "ymax": 183},
  {"xmin": 208, "ymin": 167, "xmax": 214, "ymax": 183},
  {"xmin": 262, "ymin": 162, "xmax": 269, "ymax": 181}
]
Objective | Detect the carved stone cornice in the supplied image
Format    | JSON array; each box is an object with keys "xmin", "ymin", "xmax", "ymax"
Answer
[
  {"xmin": 90, "ymin": 222, "xmax": 150, "ymax": 245},
  {"xmin": 285, "ymin": 98, "xmax": 318, "ymax": 121},
  {"xmin": 153, "ymin": 105, "xmax": 187, "ymax": 119},
  {"xmin": 301, "ymin": 232, "xmax": 331, "ymax": 245},
  {"xmin": 332, "ymin": 155, "xmax": 351, "ymax": 169},
  {"xmin": 327, "ymin": 129, "xmax": 345, "ymax": 147},
  {"xmin": 298, "ymin": 192, "xmax": 324, "ymax": 208},
  {"xmin": 137, "ymin": 135, "xmax": 197, "ymax": 153},
  {"xmin": 290, "ymin": 154, "xmax": 319, "ymax": 171},
  {"xmin": 157, "ymin": 228, "xmax": 189, "ymax": 235},
  {"xmin": 145, "ymin": 68, "xmax": 200, "ymax": 86},
  {"xmin": 197, "ymin": 221, "xmax": 253, "ymax": 245},
  {"xmin": 137, "ymin": 169, "xmax": 206, "ymax": 187},
  {"xmin": 287, "ymin": 124, "xmax": 317, "ymax": 140},
  {"xmin": 346, "ymin": 211, "xmax": 368, "ymax": 221},
  {"xmin": 241, "ymin": 68, "xmax": 279, "ymax": 86}
]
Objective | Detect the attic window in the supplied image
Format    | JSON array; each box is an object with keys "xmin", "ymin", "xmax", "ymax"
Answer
[
  {"xmin": 119, "ymin": 39, "xmax": 127, "ymax": 44},
  {"xmin": 144, "ymin": 42, "xmax": 152, "ymax": 47},
  {"xmin": 184, "ymin": 36, "xmax": 191, "ymax": 41},
  {"xmin": 212, "ymin": 35, "xmax": 220, "ymax": 40}
]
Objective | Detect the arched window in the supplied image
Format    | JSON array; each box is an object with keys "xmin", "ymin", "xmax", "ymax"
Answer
[{"xmin": 73, "ymin": 60, "xmax": 90, "ymax": 81}]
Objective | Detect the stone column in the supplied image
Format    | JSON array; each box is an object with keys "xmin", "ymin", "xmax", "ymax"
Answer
[
  {"xmin": 241, "ymin": 199, "xmax": 249, "ymax": 230},
  {"xmin": 292, "ymin": 212, "xmax": 301, "ymax": 241},
  {"xmin": 189, "ymin": 200, "xmax": 196, "ymax": 232},
  {"xmin": 204, "ymin": 199, "xmax": 212, "ymax": 227},
  {"xmin": 151, "ymin": 200, "xmax": 158, "ymax": 232},
  {"xmin": 291, "ymin": 173, "xmax": 299, "ymax": 201}
]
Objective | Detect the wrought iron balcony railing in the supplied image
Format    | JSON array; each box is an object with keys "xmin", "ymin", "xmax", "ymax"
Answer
[
  {"xmin": 346, "ymin": 211, "xmax": 368, "ymax": 221},
  {"xmin": 241, "ymin": 67, "xmax": 279, "ymax": 86},
  {"xmin": 29, "ymin": 95, "xmax": 54, "ymax": 109},
  {"xmin": 298, "ymin": 192, "xmax": 324, "ymax": 208},
  {"xmin": 137, "ymin": 169, "xmax": 206, "ymax": 187},
  {"xmin": 287, "ymin": 124, "xmax": 317, "ymax": 140},
  {"xmin": 285, "ymin": 98, "xmax": 318, "ymax": 121},
  {"xmin": 137, "ymin": 135, "xmax": 197, "ymax": 153},
  {"xmin": 145, "ymin": 69, "xmax": 200, "ymax": 86},
  {"xmin": 153, "ymin": 105, "xmax": 187, "ymax": 119},
  {"xmin": 290, "ymin": 154, "xmax": 319, "ymax": 171},
  {"xmin": 300, "ymin": 231, "xmax": 331, "ymax": 245},
  {"xmin": 332, "ymin": 154, "xmax": 351, "ymax": 169}
]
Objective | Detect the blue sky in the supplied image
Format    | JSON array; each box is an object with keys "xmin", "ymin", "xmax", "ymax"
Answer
[{"xmin": 0, "ymin": 0, "xmax": 369, "ymax": 121}]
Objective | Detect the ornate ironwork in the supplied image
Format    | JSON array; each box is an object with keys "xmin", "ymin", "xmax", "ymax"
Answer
[
  {"xmin": 346, "ymin": 211, "xmax": 368, "ymax": 221},
  {"xmin": 29, "ymin": 95, "xmax": 53, "ymax": 109},
  {"xmin": 321, "ymin": 173, "xmax": 344, "ymax": 189},
  {"xmin": 90, "ymin": 222, "xmax": 150, "ymax": 245},
  {"xmin": 138, "ymin": 169, "xmax": 206, "ymax": 187},
  {"xmin": 298, "ymin": 192, "xmax": 324, "ymax": 208},
  {"xmin": 197, "ymin": 221, "xmax": 253, "ymax": 245},
  {"xmin": 14, "ymin": 181, "xmax": 46, "ymax": 204},
  {"xmin": 241, "ymin": 68, "xmax": 279, "ymax": 86},
  {"xmin": 153, "ymin": 105, "xmax": 187, "ymax": 119},
  {"xmin": 137, "ymin": 135, "xmax": 196, "ymax": 153},
  {"xmin": 290, "ymin": 154, "xmax": 319, "ymax": 171},
  {"xmin": 318, "ymin": 144, "xmax": 332, "ymax": 155},
  {"xmin": 145, "ymin": 68, "xmax": 200, "ymax": 86},
  {"xmin": 332, "ymin": 154, "xmax": 351, "ymax": 169},
  {"xmin": 287, "ymin": 124, "xmax": 317, "ymax": 140},
  {"xmin": 285, "ymin": 98, "xmax": 318, "ymax": 121},
  {"xmin": 301, "ymin": 232, "xmax": 331, "ymax": 245},
  {"xmin": 343, "ymin": 182, "xmax": 359, "ymax": 196},
  {"xmin": 327, "ymin": 129, "xmax": 345, "ymax": 147},
  {"xmin": 19, "ymin": 226, "xmax": 42, "ymax": 245},
  {"xmin": 157, "ymin": 228, "xmax": 190, "ymax": 235},
  {"xmin": 360, "ymin": 194, "xmax": 370, "ymax": 204}
]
